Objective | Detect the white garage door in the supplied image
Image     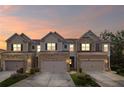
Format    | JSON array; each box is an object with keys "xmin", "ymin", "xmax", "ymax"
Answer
[
  {"xmin": 41, "ymin": 61, "xmax": 67, "ymax": 73},
  {"xmin": 5, "ymin": 60, "xmax": 24, "ymax": 71},
  {"xmin": 81, "ymin": 60, "xmax": 104, "ymax": 72}
]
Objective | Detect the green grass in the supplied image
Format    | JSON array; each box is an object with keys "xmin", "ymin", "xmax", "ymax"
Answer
[
  {"xmin": 0, "ymin": 73, "xmax": 28, "ymax": 87},
  {"xmin": 70, "ymin": 73, "xmax": 100, "ymax": 87}
]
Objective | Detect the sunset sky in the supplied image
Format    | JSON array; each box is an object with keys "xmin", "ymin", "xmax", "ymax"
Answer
[{"xmin": 0, "ymin": 5, "xmax": 124, "ymax": 49}]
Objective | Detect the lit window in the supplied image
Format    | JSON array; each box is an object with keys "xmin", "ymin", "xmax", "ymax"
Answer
[
  {"xmin": 81, "ymin": 43, "xmax": 90, "ymax": 51},
  {"xmin": 103, "ymin": 44, "xmax": 108, "ymax": 52},
  {"xmin": 37, "ymin": 45, "xmax": 41, "ymax": 52},
  {"xmin": 47, "ymin": 43, "xmax": 56, "ymax": 51},
  {"xmin": 13, "ymin": 44, "xmax": 21, "ymax": 51},
  {"xmin": 69, "ymin": 44, "xmax": 74, "ymax": 52}
]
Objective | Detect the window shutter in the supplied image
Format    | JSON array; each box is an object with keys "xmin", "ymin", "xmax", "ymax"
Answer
[
  {"xmin": 90, "ymin": 44, "xmax": 91, "ymax": 52},
  {"xmin": 45, "ymin": 43, "xmax": 47, "ymax": 50},
  {"xmin": 21, "ymin": 44, "xmax": 23, "ymax": 51},
  {"xmin": 11, "ymin": 44, "xmax": 13, "ymax": 51},
  {"xmin": 56, "ymin": 43, "xmax": 57, "ymax": 50},
  {"xmin": 80, "ymin": 43, "xmax": 81, "ymax": 51}
]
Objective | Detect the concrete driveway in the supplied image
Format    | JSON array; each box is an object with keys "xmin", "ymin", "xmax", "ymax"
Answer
[
  {"xmin": 11, "ymin": 72, "xmax": 75, "ymax": 87},
  {"xmin": 0, "ymin": 71, "xmax": 15, "ymax": 82},
  {"xmin": 87, "ymin": 71, "xmax": 124, "ymax": 87}
]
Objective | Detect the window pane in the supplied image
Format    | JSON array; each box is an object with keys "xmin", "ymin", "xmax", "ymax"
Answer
[
  {"xmin": 82, "ymin": 44, "xmax": 85, "ymax": 51},
  {"xmin": 70, "ymin": 44, "xmax": 74, "ymax": 51},
  {"xmin": 37, "ymin": 45, "xmax": 41, "ymax": 52},
  {"xmin": 86, "ymin": 44, "xmax": 90, "ymax": 51},
  {"xmin": 13, "ymin": 44, "xmax": 21, "ymax": 51},
  {"xmin": 81, "ymin": 43, "xmax": 90, "ymax": 51},
  {"xmin": 104, "ymin": 44, "xmax": 108, "ymax": 52}
]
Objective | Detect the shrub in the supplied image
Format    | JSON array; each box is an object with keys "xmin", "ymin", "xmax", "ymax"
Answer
[
  {"xmin": 30, "ymin": 68, "xmax": 35, "ymax": 74},
  {"xmin": 79, "ymin": 68, "xmax": 82, "ymax": 73},
  {"xmin": 35, "ymin": 68, "xmax": 40, "ymax": 72},
  {"xmin": 16, "ymin": 68, "xmax": 24, "ymax": 74}
]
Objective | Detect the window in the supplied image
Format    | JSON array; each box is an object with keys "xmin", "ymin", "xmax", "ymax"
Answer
[
  {"xmin": 37, "ymin": 45, "xmax": 41, "ymax": 52},
  {"xmin": 47, "ymin": 43, "xmax": 56, "ymax": 51},
  {"xmin": 81, "ymin": 43, "xmax": 90, "ymax": 51},
  {"xmin": 69, "ymin": 44, "xmax": 74, "ymax": 52},
  {"xmin": 103, "ymin": 44, "xmax": 108, "ymax": 52},
  {"xmin": 13, "ymin": 44, "xmax": 21, "ymax": 51}
]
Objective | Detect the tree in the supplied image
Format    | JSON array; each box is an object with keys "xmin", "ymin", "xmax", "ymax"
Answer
[{"xmin": 100, "ymin": 30, "xmax": 124, "ymax": 69}]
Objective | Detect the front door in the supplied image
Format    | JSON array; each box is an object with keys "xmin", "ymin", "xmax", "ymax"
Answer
[{"xmin": 70, "ymin": 56, "xmax": 75, "ymax": 70}]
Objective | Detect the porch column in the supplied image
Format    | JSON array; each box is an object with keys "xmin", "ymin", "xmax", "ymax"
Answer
[{"xmin": 26, "ymin": 56, "xmax": 32, "ymax": 73}]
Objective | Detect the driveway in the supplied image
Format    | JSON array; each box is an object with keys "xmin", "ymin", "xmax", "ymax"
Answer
[
  {"xmin": 87, "ymin": 71, "xmax": 124, "ymax": 87},
  {"xmin": 11, "ymin": 72, "xmax": 75, "ymax": 87},
  {"xmin": 0, "ymin": 71, "xmax": 15, "ymax": 82}
]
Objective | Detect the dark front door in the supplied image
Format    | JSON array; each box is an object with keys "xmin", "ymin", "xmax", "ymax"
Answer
[{"xmin": 70, "ymin": 56, "xmax": 75, "ymax": 70}]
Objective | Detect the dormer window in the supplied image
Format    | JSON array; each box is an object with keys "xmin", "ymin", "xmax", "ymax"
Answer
[
  {"xmin": 81, "ymin": 43, "xmax": 90, "ymax": 51},
  {"xmin": 13, "ymin": 44, "xmax": 21, "ymax": 51}
]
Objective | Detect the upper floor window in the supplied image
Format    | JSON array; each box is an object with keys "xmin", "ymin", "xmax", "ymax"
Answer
[
  {"xmin": 47, "ymin": 43, "xmax": 56, "ymax": 51},
  {"xmin": 81, "ymin": 43, "xmax": 90, "ymax": 51},
  {"xmin": 13, "ymin": 44, "xmax": 21, "ymax": 51},
  {"xmin": 103, "ymin": 44, "xmax": 108, "ymax": 52},
  {"xmin": 37, "ymin": 45, "xmax": 41, "ymax": 52},
  {"xmin": 69, "ymin": 44, "xmax": 74, "ymax": 52}
]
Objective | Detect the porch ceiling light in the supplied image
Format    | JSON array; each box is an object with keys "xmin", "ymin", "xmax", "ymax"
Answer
[
  {"xmin": 66, "ymin": 59, "xmax": 71, "ymax": 64},
  {"xmin": 105, "ymin": 60, "xmax": 108, "ymax": 64}
]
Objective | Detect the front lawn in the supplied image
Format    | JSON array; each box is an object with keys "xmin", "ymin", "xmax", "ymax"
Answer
[
  {"xmin": 0, "ymin": 73, "xmax": 28, "ymax": 87},
  {"xmin": 70, "ymin": 73, "xmax": 100, "ymax": 87}
]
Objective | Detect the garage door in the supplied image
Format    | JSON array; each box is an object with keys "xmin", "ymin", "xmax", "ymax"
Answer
[
  {"xmin": 41, "ymin": 61, "xmax": 67, "ymax": 73},
  {"xmin": 5, "ymin": 60, "xmax": 24, "ymax": 71},
  {"xmin": 81, "ymin": 60, "xmax": 104, "ymax": 72}
]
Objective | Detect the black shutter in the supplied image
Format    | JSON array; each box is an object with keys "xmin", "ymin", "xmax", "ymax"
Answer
[
  {"xmin": 56, "ymin": 43, "xmax": 57, "ymax": 50},
  {"xmin": 90, "ymin": 44, "xmax": 91, "ymax": 52},
  {"xmin": 11, "ymin": 44, "xmax": 13, "ymax": 51},
  {"xmin": 45, "ymin": 43, "xmax": 47, "ymax": 50},
  {"xmin": 21, "ymin": 44, "xmax": 23, "ymax": 51},
  {"xmin": 80, "ymin": 43, "xmax": 81, "ymax": 52}
]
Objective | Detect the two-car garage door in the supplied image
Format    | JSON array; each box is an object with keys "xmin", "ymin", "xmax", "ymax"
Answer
[
  {"xmin": 41, "ymin": 61, "xmax": 67, "ymax": 73},
  {"xmin": 5, "ymin": 60, "xmax": 24, "ymax": 71},
  {"xmin": 80, "ymin": 60, "xmax": 104, "ymax": 72}
]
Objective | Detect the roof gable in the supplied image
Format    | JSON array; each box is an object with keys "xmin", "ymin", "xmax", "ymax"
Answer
[
  {"xmin": 20, "ymin": 33, "xmax": 31, "ymax": 42},
  {"xmin": 80, "ymin": 30, "xmax": 101, "ymax": 42},
  {"xmin": 41, "ymin": 32, "xmax": 65, "ymax": 42},
  {"xmin": 6, "ymin": 33, "xmax": 29, "ymax": 42}
]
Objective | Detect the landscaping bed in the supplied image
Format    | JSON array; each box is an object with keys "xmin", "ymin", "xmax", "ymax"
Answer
[
  {"xmin": 0, "ymin": 68, "xmax": 39, "ymax": 87},
  {"xmin": 70, "ymin": 72, "xmax": 100, "ymax": 87},
  {"xmin": 0, "ymin": 73, "xmax": 28, "ymax": 87}
]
